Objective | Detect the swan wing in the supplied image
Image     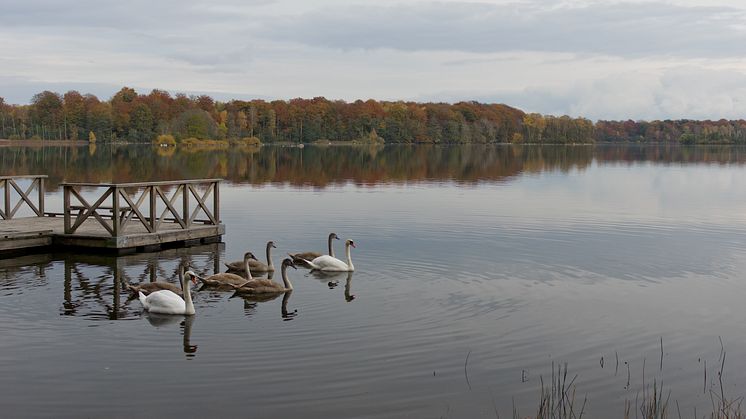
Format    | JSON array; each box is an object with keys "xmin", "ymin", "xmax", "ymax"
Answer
[
  {"xmin": 289, "ymin": 251, "xmax": 322, "ymax": 260},
  {"xmin": 290, "ymin": 252, "xmax": 323, "ymax": 268},
  {"xmin": 248, "ymin": 259, "xmax": 270, "ymax": 272},
  {"xmin": 232, "ymin": 278, "xmax": 282, "ymax": 294},
  {"xmin": 142, "ymin": 290, "xmax": 186, "ymax": 315},
  {"xmin": 224, "ymin": 261, "xmax": 243, "ymax": 270},
  {"xmin": 240, "ymin": 279, "xmax": 276, "ymax": 289},
  {"xmin": 237, "ymin": 285, "xmax": 283, "ymax": 294},
  {"xmin": 139, "ymin": 282, "xmax": 182, "ymax": 295},
  {"xmin": 200, "ymin": 272, "xmax": 247, "ymax": 286},
  {"xmin": 310, "ymin": 255, "xmax": 349, "ymax": 271}
]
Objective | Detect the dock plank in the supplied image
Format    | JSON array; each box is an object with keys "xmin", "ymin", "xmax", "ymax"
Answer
[{"xmin": 0, "ymin": 216, "xmax": 224, "ymax": 253}]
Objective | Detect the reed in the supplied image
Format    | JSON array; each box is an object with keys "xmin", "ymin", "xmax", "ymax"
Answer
[
  {"xmin": 625, "ymin": 379, "xmax": 669, "ymax": 419},
  {"xmin": 514, "ymin": 355, "xmax": 743, "ymax": 419},
  {"xmin": 708, "ymin": 352, "xmax": 744, "ymax": 419},
  {"xmin": 534, "ymin": 362, "xmax": 586, "ymax": 419}
]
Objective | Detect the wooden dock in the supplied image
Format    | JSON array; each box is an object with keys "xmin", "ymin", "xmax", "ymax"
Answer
[{"xmin": 0, "ymin": 176, "xmax": 225, "ymax": 255}]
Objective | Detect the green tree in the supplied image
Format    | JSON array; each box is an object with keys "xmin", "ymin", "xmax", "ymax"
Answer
[
  {"xmin": 128, "ymin": 103, "xmax": 154, "ymax": 141},
  {"xmin": 63, "ymin": 90, "xmax": 86, "ymax": 140},
  {"xmin": 30, "ymin": 91, "xmax": 64, "ymax": 140},
  {"xmin": 172, "ymin": 109, "xmax": 216, "ymax": 140},
  {"xmin": 85, "ymin": 95, "xmax": 112, "ymax": 142},
  {"xmin": 110, "ymin": 87, "xmax": 137, "ymax": 139}
]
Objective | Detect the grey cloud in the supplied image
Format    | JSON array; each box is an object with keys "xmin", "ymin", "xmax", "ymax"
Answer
[
  {"xmin": 0, "ymin": 0, "xmax": 268, "ymax": 29},
  {"xmin": 260, "ymin": 1, "xmax": 746, "ymax": 58},
  {"xmin": 429, "ymin": 66, "xmax": 746, "ymax": 120},
  {"xmin": 0, "ymin": 77, "xmax": 125, "ymax": 103},
  {"xmin": 0, "ymin": 0, "xmax": 272, "ymax": 75},
  {"xmin": 419, "ymin": 87, "xmax": 577, "ymax": 117},
  {"xmin": 0, "ymin": 76, "xmax": 267, "ymax": 105}
]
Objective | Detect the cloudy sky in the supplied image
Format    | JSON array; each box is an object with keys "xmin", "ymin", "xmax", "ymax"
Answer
[{"xmin": 2, "ymin": 0, "xmax": 746, "ymax": 120}]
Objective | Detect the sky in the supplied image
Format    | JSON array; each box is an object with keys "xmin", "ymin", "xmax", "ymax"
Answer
[{"xmin": 2, "ymin": 0, "xmax": 746, "ymax": 120}]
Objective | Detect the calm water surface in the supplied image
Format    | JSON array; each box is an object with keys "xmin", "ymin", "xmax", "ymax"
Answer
[{"xmin": 2, "ymin": 144, "xmax": 746, "ymax": 418}]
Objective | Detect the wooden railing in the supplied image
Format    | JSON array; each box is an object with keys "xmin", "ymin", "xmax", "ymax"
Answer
[
  {"xmin": 0, "ymin": 175, "xmax": 46, "ymax": 220},
  {"xmin": 62, "ymin": 179, "xmax": 221, "ymax": 236}
]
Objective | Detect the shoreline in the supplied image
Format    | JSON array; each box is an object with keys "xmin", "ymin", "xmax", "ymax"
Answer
[
  {"xmin": 3, "ymin": 139, "xmax": 746, "ymax": 148},
  {"xmin": 0, "ymin": 139, "xmax": 90, "ymax": 147}
]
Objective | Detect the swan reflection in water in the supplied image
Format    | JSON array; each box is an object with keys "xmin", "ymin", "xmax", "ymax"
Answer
[
  {"xmin": 144, "ymin": 313, "xmax": 198, "ymax": 357},
  {"xmin": 239, "ymin": 291, "xmax": 298, "ymax": 321},
  {"xmin": 197, "ymin": 272, "xmax": 276, "ymax": 298},
  {"xmin": 307, "ymin": 271, "xmax": 356, "ymax": 302}
]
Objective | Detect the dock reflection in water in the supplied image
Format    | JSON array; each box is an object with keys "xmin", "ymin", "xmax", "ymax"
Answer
[{"xmin": 58, "ymin": 243, "xmax": 224, "ymax": 320}]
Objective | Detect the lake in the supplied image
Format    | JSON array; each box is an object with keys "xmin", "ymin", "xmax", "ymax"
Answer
[{"xmin": 2, "ymin": 143, "xmax": 746, "ymax": 418}]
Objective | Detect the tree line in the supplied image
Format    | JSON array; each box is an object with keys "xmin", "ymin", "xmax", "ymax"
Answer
[
  {"xmin": 0, "ymin": 88, "xmax": 593, "ymax": 144},
  {"xmin": 0, "ymin": 87, "xmax": 742, "ymax": 144},
  {"xmin": 595, "ymin": 119, "xmax": 746, "ymax": 144}
]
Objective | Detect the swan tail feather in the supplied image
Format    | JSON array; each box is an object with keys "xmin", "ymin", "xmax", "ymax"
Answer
[
  {"xmin": 138, "ymin": 291, "xmax": 149, "ymax": 310},
  {"xmin": 299, "ymin": 258, "xmax": 318, "ymax": 269}
]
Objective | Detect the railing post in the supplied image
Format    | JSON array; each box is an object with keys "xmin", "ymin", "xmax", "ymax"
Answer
[
  {"xmin": 213, "ymin": 180, "xmax": 220, "ymax": 224},
  {"xmin": 4, "ymin": 179, "xmax": 10, "ymax": 220},
  {"xmin": 149, "ymin": 261, "xmax": 156, "ymax": 282},
  {"xmin": 112, "ymin": 186, "xmax": 120, "ymax": 236},
  {"xmin": 38, "ymin": 177, "xmax": 45, "ymax": 216},
  {"xmin": 149, "ymin": 185, "xmax": 156, "ymax": 232},
  {"xmin": 182, "ymin": 183, "xmax": 190, "ymax": 228},
  {"xmin": 63, "ymin": 185, "xmax": 71, "ymax": 233},
  {"xmin": 213, "ymin": 243, "xmax": 220, "ymax": 274}
]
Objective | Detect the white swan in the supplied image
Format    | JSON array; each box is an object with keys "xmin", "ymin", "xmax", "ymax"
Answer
[
  {"xmin": 139, "ymin": 268, "xmax": 197, "ymax": 315},
  {"xmin": 288, "ymin": 233, "xmax": 339, "ymax": 267},
  {"xmin": 303, "ymin": 239, "xmax": 355, "ymax": 272}
]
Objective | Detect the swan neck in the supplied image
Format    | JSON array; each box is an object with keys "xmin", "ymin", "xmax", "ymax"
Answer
[
  {"xmin": 281, "ymin": 265, "xmax": 293, "ymax": 290},
  {"xmin": 244, "ymin": 255, "xmax": 254, "ymax": 280},
  {"xmin": 183, "ymin": 273, "xmax": 195, "ymax": 315},
  {"xmin": 346, "ymin": 243, "xmax": 354, "ymax": 270},
  {"xmin": 328, "ymin": 235, "xmax": 335, "ymax": 258},
  {"xmin": 266, "ymin": 244, "xmax": 274, "ymax": 269}
]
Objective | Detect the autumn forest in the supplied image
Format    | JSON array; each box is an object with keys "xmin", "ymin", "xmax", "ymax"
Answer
[{"xmin": 1, "ymin": 87, "xmax": 745, "ymax": 145}]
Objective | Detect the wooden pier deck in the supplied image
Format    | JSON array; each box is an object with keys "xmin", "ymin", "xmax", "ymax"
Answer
[{"xmin": 0, "ymin": 176, "xmax": 225, "ymax": 255}]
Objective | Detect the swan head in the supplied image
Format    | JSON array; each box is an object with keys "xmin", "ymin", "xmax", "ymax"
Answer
[
  {"xmin": 282, "ymin": 258, "xmax": 297, "ymax": 270},
  {"xmin": 330, "ymin": 233, "xmax": 340, "ymax": 240},
  {"xmin": 268, "ymin": 241, "xmax": 277, "ymax": 249},
  {"xmin": 243, "ymin": 251, "xmax": 258, "ymax": 260},
  {"xmin": 346, "ymin": 239, "xmax": 356, "ymax": 248},
  {"xmin": 184, "ymin": 271, "xmax": 199, "ymax": 284}
]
